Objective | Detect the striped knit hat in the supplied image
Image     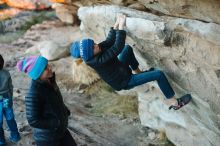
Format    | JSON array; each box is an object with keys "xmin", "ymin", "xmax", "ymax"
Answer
[{"xmin": 16, "ymin": 56, "xmax": 48, "ymax": 80}]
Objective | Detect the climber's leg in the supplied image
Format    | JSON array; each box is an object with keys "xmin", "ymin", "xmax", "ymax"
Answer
[
  {"xmin": 118, "ymin": 45, "xmax": 141, "ymax": 73},
  {"xmin": 124, "ymin": 70, "xmax": 175, "ymax": 99}
]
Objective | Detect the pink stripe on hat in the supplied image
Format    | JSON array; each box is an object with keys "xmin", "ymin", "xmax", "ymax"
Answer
[
  {"xmin": 17, "ymin": 56, "xmax": 38, "ymax": 73},
  {"xmin": 17, "ymin": 56, "xmax": 48, "ymax": 80}
]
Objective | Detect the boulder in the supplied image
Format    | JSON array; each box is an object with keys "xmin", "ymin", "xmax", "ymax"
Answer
[
  {"xmin": 138, "ymin": 85, "xmax": 220, "ymax": 146},
  {"xmin": 141, "ymin": 0, "xmax": 220, "ymax": 24},
  {"xmin": 77, "ymin": 5, "xmax": 220, "ymax": 146},
  {"xmin": 52, "ymin": 3, "xmax": 79, "ymax": 24},
  {"xmin": 49, "ymin": 0, "xmax": 220, "ymax": 24},
  {"xmin": 37, "ymin": 40, "xmax": 69, "ymax": 61}
]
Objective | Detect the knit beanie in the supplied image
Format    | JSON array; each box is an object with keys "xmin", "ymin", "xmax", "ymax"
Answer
[
  {"xmin": 17, "ymin": 56, "xmax": 48, "ymax": 80},
  {"xmin": 70, "ymin": 41, "xmax": 81, "ymax": 58},
  {"xmin": 79, "ymin": 39, "xmax": 94, "ymax": 61}
]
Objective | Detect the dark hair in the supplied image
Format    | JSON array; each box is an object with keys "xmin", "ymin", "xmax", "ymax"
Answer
[{"xmin": 0, "ymin": 54, "xmax": 4, "ymax": 70}]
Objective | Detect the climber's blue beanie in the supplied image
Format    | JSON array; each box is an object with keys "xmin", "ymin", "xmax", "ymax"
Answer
[
  {"xmin": 79, "ymin": 39, "xmax": 94, "ymax": 62},
  {"xmin": 70, "ymin": 41, "xmax": 81, "ymax": 58}
]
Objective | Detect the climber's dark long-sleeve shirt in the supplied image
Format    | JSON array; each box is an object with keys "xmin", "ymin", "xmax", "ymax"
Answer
[{"xmin": 86, "ymin": 28, "xmax": 132, "ymax": 90}]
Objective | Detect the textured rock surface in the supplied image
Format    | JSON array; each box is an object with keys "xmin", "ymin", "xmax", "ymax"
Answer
[
  {"xmin": 0, "ymin": 0, "xmax": 52, "ymax": 20},
  {"xmin": 50, "ymin": 0, "xmax": 220, "ymax": 24},
  {"xmin": 77, "ymin": 5, "xmax": 220, "ymax": 146},
  {"xmin": 0, "ymin": 11, "xmax": 56, "ymax": 33},
  {"xmin": 3, "ymin": 0, "xmax": 52, "ymax": 10},
  {"xmin": 141, "ymin": 0, "xmax": 220, "ymax": 24},
  {"xmin": 52, "ymin": 3, "xmax": 79, "ymax": 24},
  {"xmin": 71, "ymin": 59, "xmax": 100, "ymax": 85},
  {"xmin": 138, "ymin": 85, "xmax": 220, "ymax": 146},
  {"xmin": 51, "ymin": 57, "xmax": 100, "ymax": 86},
  {"xmin": 38, "ymin": 40, "xmax": 70, "ymax": 60},
  {"xmin": 0, "ymin": 8, "xmax": 22, "ymax": 20},
  {"xmin": 16, "ymin": 20, "xmax": 83, "ymax": 60}
]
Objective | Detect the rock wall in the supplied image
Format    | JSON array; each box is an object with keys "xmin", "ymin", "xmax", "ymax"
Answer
[
  {"xmin": 51, "ymin": 0, "xmax": 220, "ymax": 24},
  {"xmin": 76, "ymin": 5, "xmax": 220, "ymax": 146},
  {"xmin": 141, "ymin": 0, "xmax": 220, "ymax": 24}
]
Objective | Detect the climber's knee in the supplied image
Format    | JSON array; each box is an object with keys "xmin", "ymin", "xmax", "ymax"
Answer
[{"xmin": 153, "ymin": 70, "xmax": 164, "ymax": 80}]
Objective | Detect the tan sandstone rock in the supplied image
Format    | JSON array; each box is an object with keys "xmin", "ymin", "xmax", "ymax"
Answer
[{"xmin": 77, "ymin": 5, "xmax": 220, "ymax": 146}]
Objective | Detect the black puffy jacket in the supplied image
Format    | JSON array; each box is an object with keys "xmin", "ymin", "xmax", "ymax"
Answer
[
  {"xmin": 25, "ymin": 73, "xmax": 70, "ymax": 141},
  {"xmin": 86, "ymin": 28, "xmax": 132, "ymax": 91}
]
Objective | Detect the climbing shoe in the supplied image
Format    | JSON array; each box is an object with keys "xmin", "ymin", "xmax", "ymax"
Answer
[{"xmin": 169, "ymin": 94, "xmax": 192, "ymax": 110}]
